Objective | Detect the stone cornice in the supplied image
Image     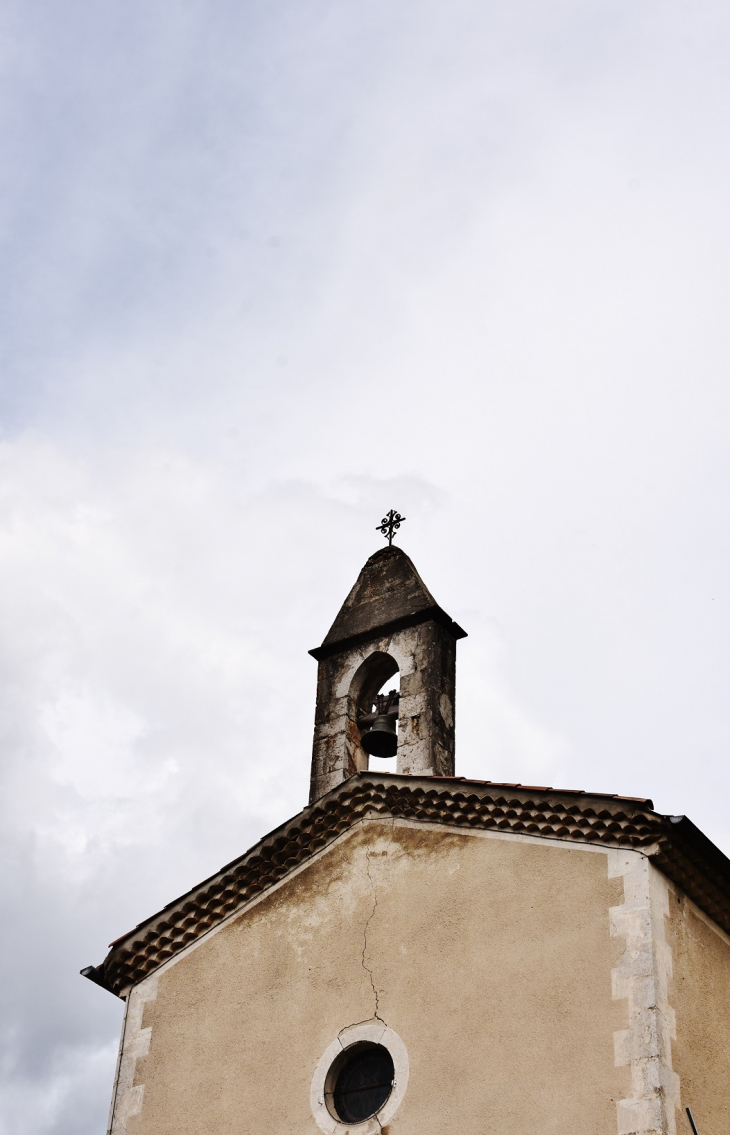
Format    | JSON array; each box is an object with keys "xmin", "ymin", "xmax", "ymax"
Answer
[
  {"xmin": 89, "ymin": 774, "xmax": 730, "ymax": 998},
  {"xmin": 308, "ymin": 604, "xmax": 467, "ymax": 660}
]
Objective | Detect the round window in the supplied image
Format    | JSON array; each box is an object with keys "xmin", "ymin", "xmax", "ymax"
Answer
[{"xmin": 331, "ymin": 1043, "xmax": 395, "ymax": 1124}]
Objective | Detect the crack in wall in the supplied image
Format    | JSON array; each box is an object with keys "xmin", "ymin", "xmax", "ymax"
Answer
[{"xmin": 362, "ymin": 848, "xmax": 383, "ymax": 1022}]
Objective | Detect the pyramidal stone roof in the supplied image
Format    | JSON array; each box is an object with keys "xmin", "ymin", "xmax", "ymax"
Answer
[
  {"xmin": 84, "ymin": 772, "xmax": 730, "ymax": 999},
  {"xmin": 309, "ymin": 545, "xmax": 467, "ymax": 660}
]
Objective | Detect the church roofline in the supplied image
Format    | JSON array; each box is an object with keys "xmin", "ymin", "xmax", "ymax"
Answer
[{"xmin": 83, "ymin": 772, "xmax": 730, "ymax": 999}]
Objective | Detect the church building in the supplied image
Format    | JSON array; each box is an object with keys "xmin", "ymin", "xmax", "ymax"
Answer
[{"xmin": 84, "ymin": 538, "xmax": 730, "ymax": 1135}]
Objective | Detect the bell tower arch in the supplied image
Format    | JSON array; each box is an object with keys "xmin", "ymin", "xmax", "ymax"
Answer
[{"xmin": 308, "ymin": 545, "xmax": 467, "ymax": 802}]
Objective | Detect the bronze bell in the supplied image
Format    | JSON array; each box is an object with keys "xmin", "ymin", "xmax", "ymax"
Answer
[{"xmin": 361, "ymin": 713, "xmax": 398, "ymax": 758}]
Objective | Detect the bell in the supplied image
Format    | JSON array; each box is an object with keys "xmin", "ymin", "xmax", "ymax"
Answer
[{"xmin": 361, "ymin": 714, "xmax": 398, "ymax": 758}]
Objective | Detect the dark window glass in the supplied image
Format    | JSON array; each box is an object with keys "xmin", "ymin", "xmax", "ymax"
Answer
[{"xmin": 333, "ymin": 1044, "xmax": 394, "ymax": 1124}]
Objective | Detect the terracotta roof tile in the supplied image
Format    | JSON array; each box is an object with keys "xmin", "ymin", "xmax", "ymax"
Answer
[{"xmin": 90, "ymin": 773, "xmax": 730, "ymax": 998}]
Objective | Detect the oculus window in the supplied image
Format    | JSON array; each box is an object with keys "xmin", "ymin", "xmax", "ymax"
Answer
[{"xmin": 331, "ymin": 1043, "xmax": 394, "ymax": 1124}]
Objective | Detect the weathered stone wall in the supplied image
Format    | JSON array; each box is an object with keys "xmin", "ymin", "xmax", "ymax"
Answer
[
  {"xmin": 666, "ymin": 889, "xmax": 730, "ymax": 1130},
  {"xmin": 116, "ymin": 822, "xmax": 629, "ymax": 1135},
  {"xmin": 309, "ymin": 621, "xmax": 457, "ymax": 802}
]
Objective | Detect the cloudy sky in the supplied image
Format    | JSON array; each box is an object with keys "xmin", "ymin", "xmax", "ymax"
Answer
[{"xmin": 1, "ymin": 0, "xmax": 729, "ymax": 1129}]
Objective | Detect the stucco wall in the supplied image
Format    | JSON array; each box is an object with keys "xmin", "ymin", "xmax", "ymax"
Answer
[
  {"xmin": 667, "ymin": 892, "xmax": 730, "ymax": 1129},
  {"xmin": 124, "ymin": 822, "xmax": 628, "ymax": 1135}
]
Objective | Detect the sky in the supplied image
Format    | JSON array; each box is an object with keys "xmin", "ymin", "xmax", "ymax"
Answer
[{"xmin": 1, "ymin": 0, "xmax": 729, "ymax": 1130}]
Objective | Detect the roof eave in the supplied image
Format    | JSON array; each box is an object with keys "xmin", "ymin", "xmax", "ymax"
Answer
[
  {"xmin": 91, "ymin": 771, "xmax": 730, "ymax": 999},
  {"xmin": 309, "ymin": 606, "xmax": 468, "ymax": 661}
]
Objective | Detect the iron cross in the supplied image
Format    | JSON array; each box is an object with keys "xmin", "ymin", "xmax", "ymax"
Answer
[{"xmin": 376, "ymin": 509, "xmax": 406, "ymax": 545}]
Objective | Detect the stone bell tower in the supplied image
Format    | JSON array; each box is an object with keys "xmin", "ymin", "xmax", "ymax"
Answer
[{"xmin": 308, "ymin": 545, "xmax": 467, "ymax": 802}]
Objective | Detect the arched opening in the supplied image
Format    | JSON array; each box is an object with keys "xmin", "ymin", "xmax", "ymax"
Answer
[{"xmin": 348, "ymin": 652, "xmax": 400, "ymax": 772}]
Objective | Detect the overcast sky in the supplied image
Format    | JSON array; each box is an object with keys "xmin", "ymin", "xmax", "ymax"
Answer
[{"xmin": 1, "ymin": 0, "xmax": 730, "ymax": 1130}]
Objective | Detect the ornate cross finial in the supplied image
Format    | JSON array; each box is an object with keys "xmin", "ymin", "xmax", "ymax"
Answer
[{"xmin": 376, "ymin": 509, "xmax": 406, "ymax": 546}]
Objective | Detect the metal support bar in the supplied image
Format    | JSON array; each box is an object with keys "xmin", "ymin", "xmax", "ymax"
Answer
[{"xmin": 686, "ymin": 1107, "xmax": 700, "ymax": 1135}]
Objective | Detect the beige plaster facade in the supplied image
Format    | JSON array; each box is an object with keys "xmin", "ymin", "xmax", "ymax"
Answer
[
  {"xmin": 107, "ymin": 820, "xmax": 672, "ymax": 1135},
  {"xmin": 666, "ymin": 889, "xmax": 730, "ymax": 1130}
]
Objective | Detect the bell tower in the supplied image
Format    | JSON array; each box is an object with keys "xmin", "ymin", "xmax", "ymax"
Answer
[{"xmin": 308, "ymin": 543, "xmax": 467, "ymax": 801}]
